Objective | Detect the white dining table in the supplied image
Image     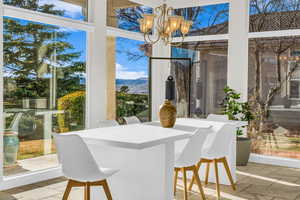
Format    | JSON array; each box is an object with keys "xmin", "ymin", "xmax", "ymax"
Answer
[
  {"xmin": 73, "ymin": 118, "xmax": 245, "ymax": 200},
  {"xmin": 73, "ymin": 123, "xmax": 192, "ymax": 200}
]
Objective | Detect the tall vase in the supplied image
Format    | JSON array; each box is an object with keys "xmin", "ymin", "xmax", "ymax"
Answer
[
  {"xmin": 159, "ymin": 100, "xmax": 177, "ymax": 128},
  {"xmin": 4, "ymin": 130, "xmax": 19, "ymax": 167}
]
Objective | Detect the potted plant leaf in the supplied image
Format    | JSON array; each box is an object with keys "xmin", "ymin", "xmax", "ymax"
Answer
[{"xmin": 220, "ymin": 86, "xmax": 254, "ymax": 166}]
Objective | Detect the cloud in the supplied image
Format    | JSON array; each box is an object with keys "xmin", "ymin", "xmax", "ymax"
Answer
[
  {"xmin": 116, "ymin": 63, "xmax": 147, "ymax": 80},
  {"xmin": 39, "ymin": 0, "xmax": 83, "ymax": 19}
]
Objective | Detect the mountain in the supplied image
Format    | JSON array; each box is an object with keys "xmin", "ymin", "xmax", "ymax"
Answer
[{"xmin": 116, "ymin": 78, "xmax": 148, "ymax": 94}]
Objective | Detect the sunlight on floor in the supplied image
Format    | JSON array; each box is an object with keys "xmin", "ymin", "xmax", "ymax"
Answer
[{"xmin": 237, "ymin": 170, "xmax": 300, "ymax": 187}]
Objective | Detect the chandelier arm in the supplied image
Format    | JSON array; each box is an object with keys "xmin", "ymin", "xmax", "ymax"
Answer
[
  {"xmin": 156, "ymin": 6, "xmax": 163, "ymax": 32},
  {"xmin": 169, "ymin": 31, "xmax": 185, "ymax": 47},
  {"xmin": 167, "ymin": 7, "xmax": 174, "ymax": 16},
  {"xmin": 144, "ymin": 29, "xmax": 161, "ymax": 45},
  {"xmin": 149, "ymin": 28, "xmax": 161, "ymax": 44},
  {"xmin": 155, "ymin": 5, "xmax": 162, "ymax": 14}
]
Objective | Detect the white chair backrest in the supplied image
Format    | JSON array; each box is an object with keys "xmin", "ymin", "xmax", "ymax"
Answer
[
  {"xmin": 53, "ymin": 134, "xmax": 105, "ymax": 179},
  {"xmin": 176, "ymin": 128, "xmax": 210, "ymax": 167},
  {"xmin": 204, "ymin": 124, "xmax": 236, "ymax": 158},
  {"xmin": 9, "ymin": 113, "xmax": 23, "ymax": 132},
  {"xmin": 207, "ymin": 114, "xmax": 229, "ymax": 122},
  {"xmin": 99, "ymin": 120, "xmax": 119, "ymax": 128},
  {"xmin": 124, "ymin": 116, "xmax": 141, "ymax": 124}
]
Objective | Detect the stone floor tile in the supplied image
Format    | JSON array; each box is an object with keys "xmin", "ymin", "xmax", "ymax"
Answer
[
  {"xmin": 1, "ymin": 163, "xmax": 300, "ymax": 200},
  {"xmin": 0, "ymin": 192, "xmax": 17, "ymax": 200}
]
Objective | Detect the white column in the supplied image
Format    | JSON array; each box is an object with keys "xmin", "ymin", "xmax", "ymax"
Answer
[
  {"xmin": 151, "ymin": 41, "xmax": 171, "ymax": 121},
  {"xmin": 228, "ymin": 0, "xmax": 249, "ymax": 102},
  {"xmin": 0, "ymin": 0, "xmax": 4, "ymax": 180},
  {"xmin": 86, "ymin": 0, "xmax": 107, "ymax": 128}
]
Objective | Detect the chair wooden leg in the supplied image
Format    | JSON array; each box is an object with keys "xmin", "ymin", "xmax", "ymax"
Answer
[
  {"xmin": 174, "ymin": 169, "xmax": 179, "ymax": 195},
  {"xmin": 62, "ymin": 180, "xmax": 73, "ymax": 200},
  {"xmin": 188, "ymin": 161, "xmax": 201, "ymax": 191},
  {"xmin": 182, "ymin": 168, "xmax": 188, "ymax": 200},
  {"xmin": 102, "ymin": 180, "xmax": 113, "ymax": 200},
  {"xmin": 221, "ymin": 157, "xmax": 236, "ymax": 191},
  {"xmin": 188, "ymin": 174, "xmax": 195, "ymax": 191},
  {"xmin": 84, "ymin": 182, "xmax": 90, "ymax": 200},
  {"xmin": 214, "ymin": 159, "xmax": 221, "ymax": 199},
  {"xmin": 205, "ymin": 162, "xmax": 210, "ymax": 185},
  {"xmin": 192, "ymin": 166, "xmax": 206, "ymax": 200}
]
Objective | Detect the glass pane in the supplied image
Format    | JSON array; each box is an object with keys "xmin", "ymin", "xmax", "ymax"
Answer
[
  {"xmin": 249, "ymin": 0, "xmax": 300, "ymax": 32},
  {"xmin": 111, "ymin": 37, "xmax": 151, "ymax": 122},
  {"xmin": 4, "ymin": 0, "xmax": 87, "ymax": 21},
  {"xmin": 107, "ymin": 0, "xmax": 152, "ymax": 32},
  {"xmin": 248, "ymin": 36, "xmax": 300, "ymax": 159},
  {"xmin": 174, "ymin": 3, "xmax": 229, "ymax": 36},
  {"xmin": 172, "ymin": 40, "xmax": 228, "ymax": 117},
  {"xmin": 290, "ymin": 81, "xmax": 300, "ymax": 98},
  {"xmin": 3, "ymin": 17, "xmax": 86, "ymax": 176},
  {"xmin": 170, "ymin": 59, "xmax": 191, "ymax": 117},
  {"xmin": 149, "ymin": 58, "xmax": 191, "ymax": 117}
]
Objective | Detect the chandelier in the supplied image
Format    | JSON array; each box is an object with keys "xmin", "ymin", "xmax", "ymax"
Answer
[{"xmin": 138, "ymin": 4, "xmax": 193, "ymax": 45}]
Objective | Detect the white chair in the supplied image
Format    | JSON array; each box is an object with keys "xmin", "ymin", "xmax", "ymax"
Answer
[
  {"xmin": 9, "ymin": 113, "xmax": 24, "ymax": 132},
  {"xmin": 123, "ymin": 116, "xmax": 141, "ymax": 124},
  {"xmin": 53, "ymin": 134, "xmax": 118, "ymax": 200},
  {"xmin": 206, "ymin": 114, "xmax": 229, "ymax": 122},
  {"xmin": 99, "ymin": 120, "xmax": 119, "ymax": 128},
  {"xmin": 174, "ymin": 128, "xmax": 210, "ymax": 200},
  {"xmin": 189, "ymin": 124, "xmax": 236, "ymax": 199}
]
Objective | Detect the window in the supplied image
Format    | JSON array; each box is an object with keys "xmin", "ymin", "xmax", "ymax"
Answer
[
  {"xmin": 289, "ymin": 61, "xmax": 300, "ymax": 99},
  {"xmin": 249, "ymin": 0, "xmax": 300, "ymax": 32},
  {"xmin": 248, "ymin": 36, "xmax": 300, "ymax": 159},
  {"xmin": 107, "ymin": 0, "xmax": 152, "ymax": 32},
  {"xmin": 4, "ymin": 0, "xmax": 88, "ymax": 21},
  {"xmin": 3, "ymin": 17, "xmax": 86, "ymax": 176},
  {"xmin": 172, "ymin": 40, "xmax": 228, "ymax": 118},
  {"xmin": 174, "ymin": 3, "xmax": 229, "ymax": 36},
  {"xmin": 289, "ymin": 80, "xmax": 300, "ymax": 98},
  {"xmin": 106, "ymin": 36, "xmax": 151, "ymax": 122}
]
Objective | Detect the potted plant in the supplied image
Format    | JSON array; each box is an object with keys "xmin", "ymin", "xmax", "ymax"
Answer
[
  {"xmin": 3, "ymin": 129, "xmax": 19, "ymax": 167},
  {"xmin": 220, "ymin": 86, "xmax": 254, "ymax": 166}
]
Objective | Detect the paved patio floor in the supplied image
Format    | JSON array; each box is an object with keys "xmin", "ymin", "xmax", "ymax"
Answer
[{"xmin": 1, "ymin": 162, "xmax": 300, "ymax": 200}]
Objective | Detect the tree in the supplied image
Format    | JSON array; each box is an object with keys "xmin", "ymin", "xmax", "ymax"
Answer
[
  {"xmin": 120, "ymin": 86, "xmax": 130, "ymax": 93},
  {"xmin": 248, "ymin": 0, "xmax": 300, "ymax": 152},
  {"xmin": 3, "ymin": 0, "xmax": 85, "ymax": 103}
]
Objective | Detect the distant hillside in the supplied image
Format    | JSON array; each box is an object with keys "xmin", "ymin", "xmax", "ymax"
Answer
[{"xmin": 116, "ymin": 78, "xmax": 148, "ymax": 94}]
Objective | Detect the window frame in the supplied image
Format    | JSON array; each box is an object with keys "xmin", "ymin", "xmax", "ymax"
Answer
[{"xmin": 0, "ymin": 0, "xmax": 95, "ymax": 189}]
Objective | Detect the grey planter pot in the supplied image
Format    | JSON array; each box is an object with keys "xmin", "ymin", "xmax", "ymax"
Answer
[{"xmin": 236, "ymin": 137, "xmax": 251, "ymax": 166}]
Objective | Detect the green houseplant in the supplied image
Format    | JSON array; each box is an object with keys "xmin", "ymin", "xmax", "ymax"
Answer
[{"xmin": 220, "ymin": 86, "xmax": 254, "ymax": 166}]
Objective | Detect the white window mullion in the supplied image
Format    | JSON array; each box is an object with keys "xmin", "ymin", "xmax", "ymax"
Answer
[
  {"xmin": 106, "ymin": 26, "xmax": 144, "ymax": 41},
  {"xmin": 169, "ymin": 0, "xmax": 229, "ymax": 9},
  {"xmin": 3, "ymin": 5, "xmax": 94, "ymax": 32},
  {"xmin": 227, "ymin": 0, "xmax": 250, "ymax": 102},
  {"xmin": 0, "ymin": 0, "xmax": 4, "ymax": 182},
  {"xmin": 249, "ymin": 29, "xmax": 300, "ymax": 39},
  {"xmin": 86, "ymin": 0, "xmax": 107, "ymax": 128},
  {"xmin": 173, "ymin": 34, "xmax": 229, "ymax": 43}
]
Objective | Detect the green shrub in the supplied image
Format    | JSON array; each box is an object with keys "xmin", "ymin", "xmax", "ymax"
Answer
[{"xmin": 57, "ymin": 91, "xmax": 85, "ymax": 132}]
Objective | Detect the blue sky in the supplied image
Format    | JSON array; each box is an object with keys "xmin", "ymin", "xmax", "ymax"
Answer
[
  {"xmin": 40, "ymin": 0, "xmax": 148, "ymax": 80},
  {"xmin": 116, "ymin": 37, "xmax": 148, "ymax": 79}
]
